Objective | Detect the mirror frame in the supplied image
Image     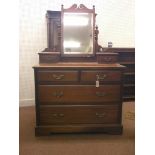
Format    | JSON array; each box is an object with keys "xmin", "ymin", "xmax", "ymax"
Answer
[{"xmin": 61, "ymin": 4, "xmax": 95, "ymax": 57}]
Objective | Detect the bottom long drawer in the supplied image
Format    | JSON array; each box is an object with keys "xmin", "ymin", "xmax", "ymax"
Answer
[{"xmin": 39, "ymin": 105, "xmax": 120, "ymax": 125}]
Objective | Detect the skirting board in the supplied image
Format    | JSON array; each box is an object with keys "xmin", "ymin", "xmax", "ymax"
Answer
[{"xmin": 19, "ymin": 99, "xmax": 35, "ymax": 107}]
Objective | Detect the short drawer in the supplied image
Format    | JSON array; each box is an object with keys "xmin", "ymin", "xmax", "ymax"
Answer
[
  {"xmin": 38, "ymin": 85, "xmax": 120, "ymax": 103},
  {"xmin": 39, "ymin": 105, "xmax": 119, "ymax": 125},
  {"xmin": 81, "ymin": 70, "xmax": 121, "ymax": 82},
  {"xmin": 37, "ymin": 70, "xmax": 78, "ymax": 82}
]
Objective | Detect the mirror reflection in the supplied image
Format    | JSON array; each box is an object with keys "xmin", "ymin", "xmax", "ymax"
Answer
[{"xmin": 63, "ymin": 13, "xmax": 93, "ymax": 54}]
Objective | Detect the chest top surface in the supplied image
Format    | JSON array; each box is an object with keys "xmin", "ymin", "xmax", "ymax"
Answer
[{"xmin": 33, "ymin": 62, "xmax": 125, "ymax": 69}]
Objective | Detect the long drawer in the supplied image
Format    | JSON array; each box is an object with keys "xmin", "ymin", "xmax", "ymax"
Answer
[
  {"xmin": 39, "ymin": 105, "xmax": 119, "ymax": 125},
  {"xmin": 38, "ymin": 85, "xmax": 120, "ymax": 103}
]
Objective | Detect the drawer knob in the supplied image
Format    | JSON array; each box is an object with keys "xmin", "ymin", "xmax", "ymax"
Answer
[
  {"xmin": 96, "ymin": 92, "xmax": 106, "ymax": 97},
  {"xmin": 52, "ymin": 74, "xmax": 64, "ymax": 80},
  {"xmin": 96, "ymin": 74, "xmax": 107, "ymax": 80},
  {"xmin": 52, "ymin": 113, "xmax": 64, "ymax": 117},
  {"xmin": 52, "ymin": 113, "xmax": 58, "ymax": 117},
  {"xmin": 96, "ymin": 112, "xmax": 106, "ymax": 118},
  {"xmin": 104, "ymin": 57, "xmax": 112, "ymax": 62},
  {"xmin": 59, "ymin": 113, "xmax": 64, "ymax": 117},
  {"xmin": 52, "ymin": 91, "xmax": 64, "ymax": 98}
]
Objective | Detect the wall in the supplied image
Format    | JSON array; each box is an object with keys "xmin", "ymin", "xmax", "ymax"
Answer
[{"xmin": 19, "ymin": 0, "xmax": 134, "ymax": 106}]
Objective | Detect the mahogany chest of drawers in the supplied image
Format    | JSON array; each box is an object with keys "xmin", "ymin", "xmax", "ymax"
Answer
[{"xmin": 33, "ymin": 63, "xmax": 125, "ymax": 136}]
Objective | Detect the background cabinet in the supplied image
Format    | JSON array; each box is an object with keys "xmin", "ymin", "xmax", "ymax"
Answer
[{"xmin": 102, "ymin": 48, "xmax": 135, "ymax": 101}]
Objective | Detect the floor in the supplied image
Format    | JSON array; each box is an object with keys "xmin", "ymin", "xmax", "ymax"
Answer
[{"xmin": 19, "ymin": 102, "xmax": 135, "ymax": 155}]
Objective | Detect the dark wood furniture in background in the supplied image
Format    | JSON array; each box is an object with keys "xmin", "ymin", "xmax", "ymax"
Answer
[
  {"xmin": 102, "ymin": 48, "xmax": 135, "ymax": 101},
  {"xmin": 33, "ymin": 4, "xmax": 131, "ymax": 136}
]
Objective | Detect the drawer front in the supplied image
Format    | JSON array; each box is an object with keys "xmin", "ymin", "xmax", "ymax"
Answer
[
  {"xmin": 37, "ymin": 70, "xmax": 78, "ymax": 82},
  {"xmin": 38, "ymin": 85, "xmax": 120, "ymax": 103},
  {"xmin": 39, "ymin": 105, "xmax": 119, "ymax": 125},
  {"xmin": 97, "ymin": 55, "xmax": 118, "ymax": 63},
  {"xmin": 81, "ymin": 70, "xmax": 121, "ymax": 82}
]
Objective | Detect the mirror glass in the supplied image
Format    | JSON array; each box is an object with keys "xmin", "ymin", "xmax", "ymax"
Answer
[{"xmin": 63, "ymin": 13, "xmax": 93, "ymax": 55}]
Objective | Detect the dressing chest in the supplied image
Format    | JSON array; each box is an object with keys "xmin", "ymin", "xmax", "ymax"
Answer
[{"xmin": 33, "ymin": 4, "xmax": 125, "ymax": 136}]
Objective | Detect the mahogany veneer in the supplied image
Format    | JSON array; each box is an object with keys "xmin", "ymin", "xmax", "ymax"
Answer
[{"xmin": 33, "ymin": 63, "xmax": 125, "ymax": 136}]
